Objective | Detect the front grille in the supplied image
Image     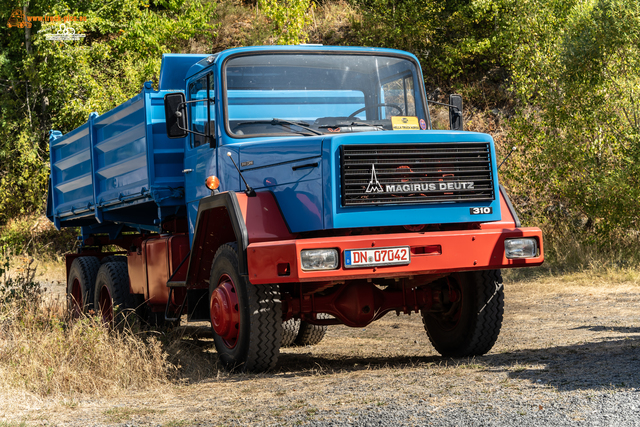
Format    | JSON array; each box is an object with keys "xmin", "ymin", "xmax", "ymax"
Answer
[{"xmin": 340, "ymin": 143, "xmax": 494, "ymax": 206}]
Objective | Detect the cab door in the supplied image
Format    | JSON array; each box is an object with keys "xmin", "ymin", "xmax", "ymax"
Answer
[{"xmin": 184, "ymin": 72, "xmax": 216, "ymax": 244}]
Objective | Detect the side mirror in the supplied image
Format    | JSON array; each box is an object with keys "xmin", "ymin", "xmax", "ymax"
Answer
[
  {"xmin": 164, "ymin": 92, "xmax": 188, "ymax": 138},
  {"xmin": 449, "ymin": 94, "xmax": 463, "ymax": 131}
]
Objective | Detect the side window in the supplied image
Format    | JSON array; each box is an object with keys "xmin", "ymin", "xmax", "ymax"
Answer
[
  {"xmin": 381, "ymin": 74, "xmax": 416, "ymax": 118},
  {"xmin": 188, "ymin": 74, "xmax": 215, "ymax": 148}
]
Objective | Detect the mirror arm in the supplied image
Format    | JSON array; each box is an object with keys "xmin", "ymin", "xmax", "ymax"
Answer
[
  {"xmin": 174, "ymin": 98, "xmax": 216, "ymax": 143},
  {"xmin": 427, "ymin": 99, "xmax": 460, "ymax": 111}
]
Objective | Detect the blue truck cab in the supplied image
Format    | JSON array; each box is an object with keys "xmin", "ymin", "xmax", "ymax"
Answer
[{"xmin": 48, "ymin": 45, "xmax": 543, "ymax": 372}]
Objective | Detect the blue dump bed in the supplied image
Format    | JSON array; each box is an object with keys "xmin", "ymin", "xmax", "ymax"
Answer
[{"xmin": 47, "ymin": 54, "xmax": 207, "ymax": 232}]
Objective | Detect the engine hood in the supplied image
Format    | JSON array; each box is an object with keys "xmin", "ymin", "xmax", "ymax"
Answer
[
  {"xmin": 232, "ymin": 130, "xmax": 502, "ymax": 234},
  {"xmin": 238, "ymin": 136, "xmax": 324, "ymax": 190}
]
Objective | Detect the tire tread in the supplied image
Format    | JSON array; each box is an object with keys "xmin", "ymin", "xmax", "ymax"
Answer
[
  {"xmin": 282, "ymin": 319, "xmax": 300, "ymax": 347},
  {"xmin": 94, "ymin": 261, "xmax": 135, "ymax": 327},
  {"xmin": 67, "ymin": 256, "xmax": 100, "ymax": 314},
  {"xmin": 211, "ymin": 243, "xmax": 282, "ymax": 372},
  {"xmin": 422, "ymin": 269, "xmax": 504, "ymax": 357},
  {"xmin": 295, "ymin": 316, "xmax": 328, "ymax": 346}
]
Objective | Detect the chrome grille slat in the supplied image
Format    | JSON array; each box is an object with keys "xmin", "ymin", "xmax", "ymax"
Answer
[{"xmin": 340, "ymin": 143, "xmax": 495, "ymax": 207}]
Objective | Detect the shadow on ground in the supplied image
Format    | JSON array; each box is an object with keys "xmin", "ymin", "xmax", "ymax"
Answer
[{"xmin": 174, "ymin": 327, "xmax": 640, "ymax": 392}]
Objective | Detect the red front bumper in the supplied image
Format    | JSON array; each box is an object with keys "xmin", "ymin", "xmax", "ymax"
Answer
[{"xmin": 247, "ymin": 227, "xmax": 543, "ymax": 284}]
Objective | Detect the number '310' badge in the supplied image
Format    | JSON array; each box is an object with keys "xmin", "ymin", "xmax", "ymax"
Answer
[{"xmin": 470, "ymin": 207, "xmax": 493, "ymax": 215}]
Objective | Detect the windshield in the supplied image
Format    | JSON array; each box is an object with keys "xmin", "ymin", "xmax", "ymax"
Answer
[{"xmin": 224, "ymin": 53, "xmax": 428, "ymax": 137}]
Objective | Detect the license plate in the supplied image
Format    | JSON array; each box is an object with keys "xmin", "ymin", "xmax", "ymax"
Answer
[{"xmin": 344, "ymin": 246, "xmax": 410, "ymax": 268}]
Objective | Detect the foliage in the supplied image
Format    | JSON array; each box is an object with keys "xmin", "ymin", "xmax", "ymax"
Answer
[
  {"xmin": 0, "ymin": 249, "xmax": 42, "ymax": 309},
  {"xmin": 258, "ymin": 0, "xmax": 315, "ymax": 44},
  {"xmin": 505, "ymin": 0, "xmax": 640, "ymax": 238},
  {"xmin": 0, "ymin": 214, "xmax": 77, "ymax": 257},
  {"xmin": 350, "ymin": 0, "xmax": 513, "ymax": 86},
  {"xmin": 0, "ymin": 0, "xmax": 218, "ymax": 224}
]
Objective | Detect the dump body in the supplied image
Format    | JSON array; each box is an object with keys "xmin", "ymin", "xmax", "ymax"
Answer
[{"xmin": 47, "ymin": 54, "xmax": 208, "ymax": 232}]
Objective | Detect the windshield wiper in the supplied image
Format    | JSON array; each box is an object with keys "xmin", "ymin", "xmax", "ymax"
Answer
[
  {"xmin": 235, "ymin": 118, "xmax": 323, "ymax": 136},
  {"xmin": 318, "ymin": 121, "xmax": 385, "ymax": 131}
]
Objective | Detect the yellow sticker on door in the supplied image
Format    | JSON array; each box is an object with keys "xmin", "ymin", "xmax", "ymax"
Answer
[{"xmin": 391, "ymin": 116, "xmax": 420, "ymax": 130}]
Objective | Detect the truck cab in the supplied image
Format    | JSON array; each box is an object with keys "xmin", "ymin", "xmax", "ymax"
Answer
[{"xmin": 49, "ymin": 45, "xmax": 543, "ymax": 372}]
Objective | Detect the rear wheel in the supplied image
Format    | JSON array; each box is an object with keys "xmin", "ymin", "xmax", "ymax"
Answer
[
  {"xmin": 101, "ymin": 255, "xmax": 127, "ymax": 264},
  {"xmin": 67, "ymin": 257, "xmax": 100, "ymax": 318},
  {"xmin": 421, "ymin": 270, "xmax": 504, "ymax": 357},
  {"xmin": 282, "ymin": 319, "xmax": 300, "ymax": 347},
  {"xmin": 209, "ymin": 243, "xmax": 283, "ymax": 372},
  {"xmin": 295, "ymin": 315, "xmax": 328, "ymax": 346},
  {"xmin": 94, "ymin": 262, "xmax": 135, "ymax": 328}
]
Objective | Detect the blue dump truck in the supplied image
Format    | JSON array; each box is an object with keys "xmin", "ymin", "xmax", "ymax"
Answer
[{"xmin": 48, "ymin": 45, "xmax": 543, "ymax": 372}]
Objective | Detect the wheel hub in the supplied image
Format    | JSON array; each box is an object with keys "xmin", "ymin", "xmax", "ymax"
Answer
[
  {"xmin": 70, "ymin": 279, "xmax": 83, "ymax": 318},
  {"xmin": 210, "ymin": 275, "xmax": 239, "ymax": 348},
  {"xmin": 99, "ymin": 286, "xmax": 113, "ymax": 325}
]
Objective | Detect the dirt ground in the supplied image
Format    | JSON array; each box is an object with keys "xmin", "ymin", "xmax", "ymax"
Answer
[{"xmin": 1, "ymin": 268, "xmax": 640, "ymax": 426}]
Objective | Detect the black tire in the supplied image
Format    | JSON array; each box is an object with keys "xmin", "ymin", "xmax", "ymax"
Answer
[
  {"xmin": 67, "ymin": 256, "xmax": 100, "ymax": 318},
  {"xmin": 209, "ymin": 243, "xmax": 283, "ymax": 372},
  {"xmin": 295, "ymin": 315, "xmax": 328, "ymax": 346},
  {"xmin": 101, "ymin": 255, "xmax": 127, "ymax": 264},
  {"xmin": 282, "ymin": 318, "xmax": 300, "ymax": 347},
  {"xmin": 94, "ymin": 262, "xmax": 136, "ymax": 328},
  {"xmin": 422, "ymin": 269, "xmax": 504, "ymax": 357}
]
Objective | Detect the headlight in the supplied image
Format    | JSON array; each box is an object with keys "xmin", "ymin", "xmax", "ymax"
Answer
[
  {"xmin": 505, "ymin": 238, "xmax": 538, "ymax": 259},
  {"xmin": 301, "ymin": 249, "xmax": 339, "ymax": 271}
]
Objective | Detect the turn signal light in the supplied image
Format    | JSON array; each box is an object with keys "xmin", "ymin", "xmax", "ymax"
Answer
[{"xmin": 205, "ymin": 175, "xmax": 220, "ymax": 191}]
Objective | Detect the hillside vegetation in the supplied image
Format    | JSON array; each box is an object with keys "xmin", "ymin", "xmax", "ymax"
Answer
[{"xmin": 1, "ymin": 0, "xmax": 639, "ymax": 267}]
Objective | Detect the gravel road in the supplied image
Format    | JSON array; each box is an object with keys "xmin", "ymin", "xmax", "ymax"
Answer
[{"xmin": 1, "ymin": 272, "xmax": 639, "ymax": 426}]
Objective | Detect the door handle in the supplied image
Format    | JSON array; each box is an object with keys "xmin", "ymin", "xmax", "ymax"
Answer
[{"xmin": 182, "ymin": 169, "xmax": 193, "ymax": 174}]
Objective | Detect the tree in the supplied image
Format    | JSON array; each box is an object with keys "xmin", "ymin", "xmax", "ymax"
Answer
[
  {"xmin": 0, "ymin": 0, "xmax": 218, "ymax": 223},
  {"xmin": 507, "ymin": 0, "xmax": 640, "ymax": 236}
]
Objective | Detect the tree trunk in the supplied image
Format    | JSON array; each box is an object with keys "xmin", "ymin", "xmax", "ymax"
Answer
[{"xmin": 24, "ymin": 3, "xmax": 31, "ymax": 54}]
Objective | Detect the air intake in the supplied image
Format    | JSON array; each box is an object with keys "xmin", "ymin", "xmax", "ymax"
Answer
[{"xmin": 340, "ymin": 143, "xmax": 495, "ymax": 206}]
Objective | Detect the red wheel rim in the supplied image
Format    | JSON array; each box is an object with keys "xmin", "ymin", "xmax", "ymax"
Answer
[
  {"xmin": 210, "ymin": 273, "xmax": 240, "ymax": 349},
  {"xmin": 433, "ymin": 277, "xmax": 463, "ymax": 331},
  {"xmin": 70, "ymin": 278, "xmax": 83, "ymax": 319},
  {"xmin": 98, "ymin": 285, "xmax": 113, "ymax": 326}
]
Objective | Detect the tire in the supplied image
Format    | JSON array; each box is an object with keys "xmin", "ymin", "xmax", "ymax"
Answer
[
  {"xmin": 295, "ymin": 314, "xmax": 329, "ymax": 346},
  {"xmin": 421, "ymin": 269, "xmax": 504, "ymax": 357},
  {"xmin": 94, "ymin": 262, "xmax": 136, "ymax": 328},
  {"xmin": 101, "ymin": 255, "xmax": 127, "ymax": 264},
  {"xmin": 67, "ymin": 256, "xmax": 100, "ymax": 318},
  {"xmin": 209, "ymin": 243, "xmax": 283, "ymax": 372},
  {"xmin": 282, "ymin": 318, "xmax": 300, "ymax": 347}
]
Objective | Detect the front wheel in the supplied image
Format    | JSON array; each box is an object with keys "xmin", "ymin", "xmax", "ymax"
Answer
[
  {"xmin": 209, "ymin": 243, "xmax": 283, "ymax": 372},
  {"xmin": 421, "ymin": 270, "xmax": 504, "ymax": 357}
]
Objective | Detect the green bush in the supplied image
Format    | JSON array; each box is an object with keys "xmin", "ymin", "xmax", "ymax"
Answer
[
  {"xmin": 505, "ymin": 0, "xmax": 640, "ymax": 239},
  {"xmin": 350, "ymin": 0, "xmax": 512, "ymax": 87},
  {"xmin": 0, "ymin": 0, "xmax": 218, "ymax": 224},
  {"xmin": 0, "ymin": 214, "xmax": 77, "ymax": 257}
]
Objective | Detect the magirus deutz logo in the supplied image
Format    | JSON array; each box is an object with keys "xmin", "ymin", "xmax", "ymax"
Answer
[{"xmin": 364, "ymin": 164, "xmax": 475, "ymax": 194}]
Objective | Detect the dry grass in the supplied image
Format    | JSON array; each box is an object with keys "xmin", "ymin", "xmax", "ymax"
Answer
[
  {"xmin": 308, "ymin": 0, "xmax": 359, "ymax": 45},
  {"xmin": 0, "ymin": 300, "xmax": 173, "ymax": 396},
  {"xmin": 0, "ymin": 268, "xmax": 639, "ymax": 425}
]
